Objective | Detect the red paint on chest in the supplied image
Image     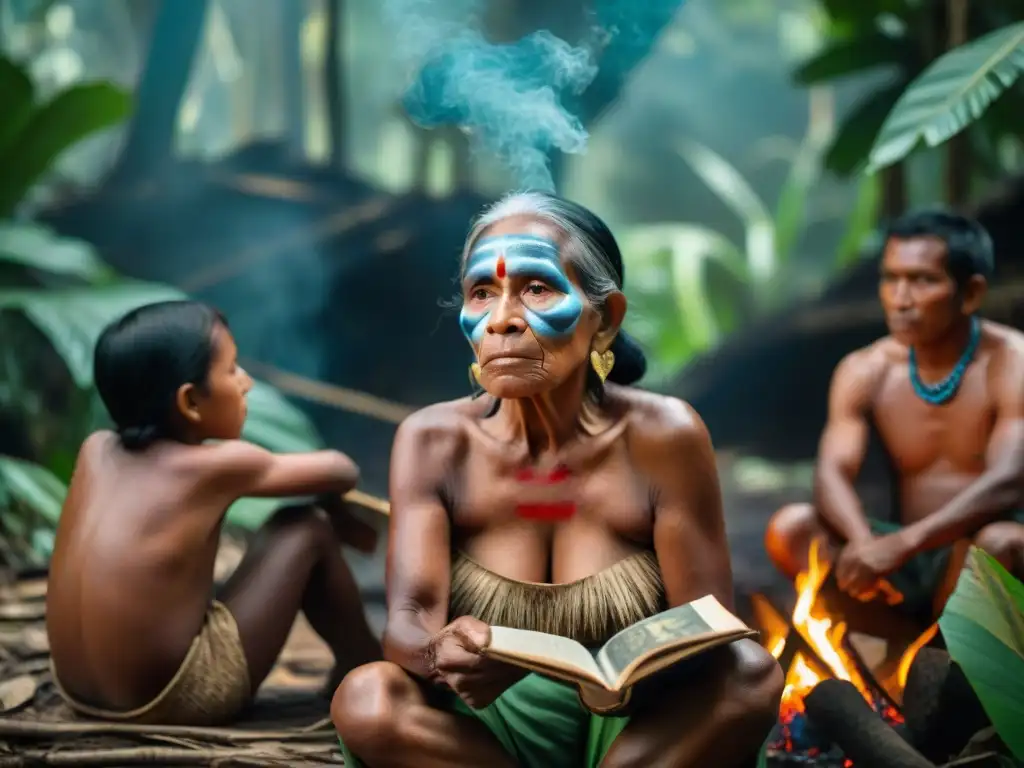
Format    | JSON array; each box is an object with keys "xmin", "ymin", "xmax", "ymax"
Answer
[
  {"xmin": 514, "ymin": 464, "xmax": 575, "ymax": 520},
  {"xmin": 496, "ymin": 254, "xmax": 507, "ymax": 278}
]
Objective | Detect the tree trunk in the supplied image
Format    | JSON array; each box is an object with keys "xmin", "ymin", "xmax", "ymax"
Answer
[
  {"xmin": 111, "ymin": 0, "xmax": 210, "ymax": 182},
  {"xmin": 324, "ymin": 0, "xmax": 344, "ymax": 167},
  {"xmin": 944, "ymin": 0, "xmax": 971, "ymax": 208},
  {"xmin": 280, "ymin": 0, "xmax": 307, "ymax": 157},
  {"xmin": 881, "ymin": 164, "xmax": 907, "ymax": 219}
]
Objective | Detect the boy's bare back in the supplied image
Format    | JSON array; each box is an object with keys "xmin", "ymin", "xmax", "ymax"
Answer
[{"xmin": 48, "ymin": 431, "xmax": 283, "ymax": 709}]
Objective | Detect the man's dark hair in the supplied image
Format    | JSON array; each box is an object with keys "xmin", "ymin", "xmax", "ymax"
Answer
[
  {"xmin": 884, "ymin": 208, "xmax": 995, "ymax": 286},
  {"xmin": 93, "ymin": 300, "xmax": 228, "ymax": 451}
]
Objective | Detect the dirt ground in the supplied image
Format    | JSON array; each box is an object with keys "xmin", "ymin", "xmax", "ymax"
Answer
[{"xmin": 0, "ymin": 537, "xmax": 351, "ymax": 767}]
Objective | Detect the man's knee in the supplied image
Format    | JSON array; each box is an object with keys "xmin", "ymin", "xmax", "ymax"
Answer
[
  {"xmin": 332, "ymin": 662, "xmax": 415, "ymax": 756},
  {"xmin": 765, "ymin": 503, "xmax": 819, "ymax": 576},
  {"xmin": 973, "ymin": 521, "xmax": 1024, "ymax": 571},
  {"xmin": 721, "ymin": 640, "xmax": 784, "ymax": 736}
]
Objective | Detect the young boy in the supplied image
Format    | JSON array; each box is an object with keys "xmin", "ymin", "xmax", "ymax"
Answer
[{"xmin": 46, "ymin": 300, "xmax": 381, "ymax": 726}]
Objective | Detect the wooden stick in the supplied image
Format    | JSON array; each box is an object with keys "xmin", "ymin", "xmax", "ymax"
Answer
[
  {"xmin": 0, "ymin": 717, "xmax": 335, "ymax": 744},
  {"xmin": 0, "ymin": 743, "xmax": 337, "ymax": 766},
  {"xmin": 805, "ymin": 679, "xmax": 936, "ymax": 768},
  {"xmin": 344, "ymin": 489, "xmax": 390, "ymax": 516}
]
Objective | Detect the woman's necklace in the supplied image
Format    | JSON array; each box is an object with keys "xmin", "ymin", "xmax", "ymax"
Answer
[{"xmin": 909, "ymin": 316, "xmax": 981, "ymax": 406}]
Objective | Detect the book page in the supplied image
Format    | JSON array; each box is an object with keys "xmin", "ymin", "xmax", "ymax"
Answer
[
  {"xmin": 596, "ymin": 596, "xmax": 751, "ymax": 685},
  {"xmin": 486, "ymin": 627, "xmax": 606, "ymax": 686}
]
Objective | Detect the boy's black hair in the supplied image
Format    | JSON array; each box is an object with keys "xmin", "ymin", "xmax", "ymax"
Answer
[{"xmin": 93, "ymin": 300, "xmax": 227, "ymax": 450}]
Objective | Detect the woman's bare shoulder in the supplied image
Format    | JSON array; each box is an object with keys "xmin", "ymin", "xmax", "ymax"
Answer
[{"xmin": 391, "ymin": 396, "xmax": 483, "ymax": 471}]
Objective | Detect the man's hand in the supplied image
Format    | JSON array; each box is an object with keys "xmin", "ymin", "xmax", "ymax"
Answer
[
  {"xmin": 428, "ymin": 616, "xmax": 527, "ymax": 709},
  {"xmin": 835, "ymin": 533, "xmax": 910, "ymax": 603},
  {"xmin": 317, "ymin": 494, "xmax": 378, "ymax": 554}
]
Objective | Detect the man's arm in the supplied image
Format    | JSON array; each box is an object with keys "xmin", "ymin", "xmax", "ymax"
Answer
[
  {"xmin": 381, "ymin": 409, "xmax": 458, "ymax": 680},
  {"xmin": 814, "ymin": 352, "xmax": 876, "ymax": 544},
  {"xmin": 202, "ymin": 440, "xmax": 360, "ymax": 498},
  {"xmin": 644, "ymin": 400, "xmax": 734, "ymax": 609},
  {"xmin": 900, "ymin": 342, "xmax": 1024, "ymax": 551}
]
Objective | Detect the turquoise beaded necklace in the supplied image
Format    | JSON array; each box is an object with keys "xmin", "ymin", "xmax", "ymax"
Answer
[{"xmin": 908, "ymin": 316, "xmax": 980, "ymax": 406}]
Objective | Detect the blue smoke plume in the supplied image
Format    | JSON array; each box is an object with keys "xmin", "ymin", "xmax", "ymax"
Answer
[{"xmin": 386, "ymin": 0, "xmax": 684, "ymax": 192}]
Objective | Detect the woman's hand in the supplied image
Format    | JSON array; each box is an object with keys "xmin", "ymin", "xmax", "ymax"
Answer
[{"xmin": 428, "ymin": 616, "xmax": 527, "ymax": 709}]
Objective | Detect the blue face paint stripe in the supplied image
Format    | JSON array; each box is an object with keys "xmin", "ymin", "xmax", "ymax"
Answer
[
  {"xmin": 459, "ymin": 233, "xmax": 584, "ymax": 344},
  {"xmin": 473, "ymin": 234, "xmax": 558, "ymax": 251}
]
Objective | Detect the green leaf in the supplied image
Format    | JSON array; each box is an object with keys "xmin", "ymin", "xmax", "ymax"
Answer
[
  {"xmin": 241, "ymin": 380, "xmax": 323, "ymax": 454},
  {"xmin": 794, "ymin": 31, "xmax": 910, "ymax": 85},
  {"xmin": 0, "ymin": 221, "xmax": 116, "ymax": 284},
  {"xmin": 0, "ymin": 455, "xmax": 67, "ymax": 527},
  {"xmin": 0, "ymin": 80, "xmax": 133, "ymax": 217},
  {"xmin": 225, "ymin": 496, "xmax": 292, "ymax": 531},
  {"xmin": 0, "ymin": 282, "xmax": 187, "ymax": 388},
  {"xmin": 867, "ymin": 22, "xmax": 1024, "ymax": 173},
  {"xmin": 0, "ymin": 56, "xmax": 35, "ymax": 158},
  {"xmin": 938, "ymin": 546, "xmax": 1024, "ymax": 760},
  {"xmin": 825, "ymin": 80, "xmax": 907, "ymax": 175},
  {"xmin": 674, "ymin": 139, "xmax": 775, "ymax": 283}
]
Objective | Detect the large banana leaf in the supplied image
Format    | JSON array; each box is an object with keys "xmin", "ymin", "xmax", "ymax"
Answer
[
  {"xmin": 0, "ymin": 454, "xmax": 66, "ymax": 527},
  {"xmin": 0, "ymin": 56, "xmax": 34, "ymax": 159},
  {"xmin": 0, "ymin": 282, "xmax": 187, "ymax": 388},
  {"xmin": 0, "ymin": 282, "xmax": 323, "ymax": 454},
  {"xmin": 938, "ymin": 546, "xmax": 1024, "ymax": 760},
  {"xmin": 867, "ymin": 22, "xmax": 1024, "ymax": 172},
  {"xmin": 0, "ymin": 57, "xmax": 132, "ymax": 216},
  {"xmin": 0, "ymin": 454, "xmax": 66, "ymax": 561},
  {"xmin": 242, "ymin": 380, "xmax": 323, "ymax": 453},
  {"xmin": 0, "ymin": 221, "xmax": 116, "ymax": 284}
]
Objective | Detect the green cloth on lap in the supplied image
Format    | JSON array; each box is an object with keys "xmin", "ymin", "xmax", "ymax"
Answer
[
  {"xmin": 869, "ymin": 510, "xmax": 1024, "ymax": 620},
  {"xmin": 868, "ymin": 518, "xmax": 949, "ymax": 620},
  {"xmin": 338, "ymin": 673, "xmax": 628, "ymax": 768}
]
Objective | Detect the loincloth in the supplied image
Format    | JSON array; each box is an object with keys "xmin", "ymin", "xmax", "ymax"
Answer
[
  {"xmin": 870, "ymin": 509, "xmax": 1024, "ymax": 620},
  {"xmin": 52, "ymin": 600, "xmax": 251, "ymax": 726}
]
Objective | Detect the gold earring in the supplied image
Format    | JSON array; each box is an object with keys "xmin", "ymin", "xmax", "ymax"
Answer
[
  {"xmin": 469, "ymin": 362, "xmax": 482, "ymax": 386},
  {"xmin": 590, "ymin": 349, "xmax": 615, "ymax": 383}
]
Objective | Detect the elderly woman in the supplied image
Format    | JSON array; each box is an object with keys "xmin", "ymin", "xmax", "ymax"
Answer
[{"xmin": 332, "ymin": 192, "xmax": 783, "ymax": 767}]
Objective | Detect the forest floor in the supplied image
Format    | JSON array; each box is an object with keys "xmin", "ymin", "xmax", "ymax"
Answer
[{"xmin": 0, "ymin": 537, "xmax": 345, "ymax": 767}]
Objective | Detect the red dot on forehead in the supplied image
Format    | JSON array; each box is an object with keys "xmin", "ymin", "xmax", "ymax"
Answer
[{"xmin": 496, "ymin": 253, "xmax": 506, "ymax": 278}]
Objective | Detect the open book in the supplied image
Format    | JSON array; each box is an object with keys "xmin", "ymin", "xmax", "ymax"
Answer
[{"xmin": 482, "ymin": 595, "xmax": 757, "ymax": 715}]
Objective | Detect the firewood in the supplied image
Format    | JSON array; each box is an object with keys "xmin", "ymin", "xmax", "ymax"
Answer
[
  {"xmin": 902, "ymin": 648, "xmax": 991, "ymax": 763},
  {"xmin": 804, "ymin": 679, "xmax": 936, "ymax": 768}
]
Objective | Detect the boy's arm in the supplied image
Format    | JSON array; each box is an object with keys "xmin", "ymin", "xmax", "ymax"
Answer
[
  {"xmin": 203, "ymin": 440, "xmax": 360, "ymax": 498},
  {"xmin": 814, "ymin": 351, "xmax": 875, "ymax": 544}
]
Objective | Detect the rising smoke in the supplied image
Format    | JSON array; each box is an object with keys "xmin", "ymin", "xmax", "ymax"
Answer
[{"xmin": 385, "ymin": 0, "xmax": 678, "ymax": 192}]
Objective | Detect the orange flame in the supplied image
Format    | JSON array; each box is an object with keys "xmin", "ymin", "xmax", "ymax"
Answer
[{"xmin": 763, "ymin": 538, "xmax": 930, "ymax": 718}]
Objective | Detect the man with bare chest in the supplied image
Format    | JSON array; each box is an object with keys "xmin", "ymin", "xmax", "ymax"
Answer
[
  {"xmin": 331, "ymin": 192, "xmax": 782, "ymax": 767},
  {"xmin": 766, "ymin": 209, "xmax": 1024, "ymax": 621}
]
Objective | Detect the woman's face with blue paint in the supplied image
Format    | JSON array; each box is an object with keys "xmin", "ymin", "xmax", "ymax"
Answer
[{"xmin": 459, "ymin": 216, "xmax": 611, "ymax": 398}]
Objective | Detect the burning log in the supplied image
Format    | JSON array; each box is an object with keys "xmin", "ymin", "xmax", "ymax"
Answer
[
  {"xmin": 804, "ymin": 679, "xmax": 935, "ymax": 768},
  {"xmin": 902, "ymin": 648, "xmax": 992, "ymax": 764}
]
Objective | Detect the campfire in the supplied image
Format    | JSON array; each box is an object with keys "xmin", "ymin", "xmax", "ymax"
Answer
[{"xmin": 755, "ymin": 539, "xmax": 940, "ymax": 765}]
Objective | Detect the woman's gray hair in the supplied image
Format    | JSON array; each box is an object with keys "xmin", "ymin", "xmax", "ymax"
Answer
[{"xmin": 461, "ymin": 191, "xmax": 621, "ymax": 306}]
